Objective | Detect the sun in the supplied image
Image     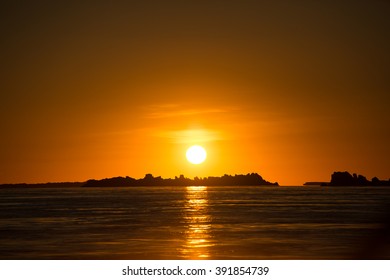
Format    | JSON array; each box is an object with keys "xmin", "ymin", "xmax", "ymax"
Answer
[{"xmin": 186, "ymin": 145, "xmax": 207, "ymax": 164}]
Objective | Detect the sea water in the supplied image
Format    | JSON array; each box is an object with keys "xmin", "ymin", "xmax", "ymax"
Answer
[{"xmin": 0, "ymin": 186, "xmax": 389, "ymax": 259}]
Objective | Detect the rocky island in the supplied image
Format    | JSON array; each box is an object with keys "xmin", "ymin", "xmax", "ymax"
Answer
[
  {"xmin": 82, "ymin": 173, "xmax": 278, "ymax": 187},
  {"xmin": 320, "ymin": 171, "xmax": 390, "ymax": 186}
]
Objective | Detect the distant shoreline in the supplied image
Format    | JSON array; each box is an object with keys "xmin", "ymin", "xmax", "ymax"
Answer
[
  {"xmin": 1, "ymin": 171, "xmax": 389, "ymax": 188},
  {"xmin": 0, "ymin": 182, "xmax": 84, "ymax": 188},
  {"xmin": 82, "ymin": 173, "xmax": 278, "ymax": 187},
  {"xmin": 1, "ymin": 173, "xmax": 277, "ymax": 188}
]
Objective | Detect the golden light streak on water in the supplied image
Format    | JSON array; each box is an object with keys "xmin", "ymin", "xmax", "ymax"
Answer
[{"xmin": 181, "ymin": 186, "xmax": 212, "ymax": 259}]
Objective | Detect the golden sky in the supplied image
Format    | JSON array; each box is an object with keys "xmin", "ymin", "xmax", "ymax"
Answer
[{"xmin": 1, "ymin": 1, "xmax": 389, "ymax": 185}]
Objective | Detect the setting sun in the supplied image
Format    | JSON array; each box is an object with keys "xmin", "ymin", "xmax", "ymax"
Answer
[{"xmin": 186, "ymin": 145, "xmax": 207, "ymax": 164}]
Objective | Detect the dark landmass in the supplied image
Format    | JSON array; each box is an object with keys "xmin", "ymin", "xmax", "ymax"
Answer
[
  {"xmin": 0, "ymin": 173, "xmax": 277, "ymax": 188},
  {"xmin": 318, "ymin": 171, "xmax": 390, "ymax": 186},
  {"xmin": 82, "ymin": 173, "xmax": 278, "ymax": 187},
  {"xmin": 3, "ymin": 171, "xmax": 389, "ymax": 188},
  {"xmin": 0, "ymin": 182, "xmax": 84, "ymax": 188}
]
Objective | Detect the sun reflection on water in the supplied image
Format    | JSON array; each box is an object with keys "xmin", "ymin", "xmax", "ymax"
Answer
[{"xmin": 181, "ymin": 186, "xmax": 212, "ymax": 259}]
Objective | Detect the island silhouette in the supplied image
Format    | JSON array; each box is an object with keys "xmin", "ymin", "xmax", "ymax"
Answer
[
  {"xmin": 1, "ymin": 171, "xmax": 389, "ymax": 188},
  {"xmin": 305, "ymin": 171, "xmax": 390, "ymax": 186},
  {"xmin": 326, "ymin": 171, "xmax": 390, "ymax": 186},
  {"xmin": 0, "ymin": 173, "xmax": 278, "ymax": 188},
  {"xmin": 82, "ymin": 173, "xmax": 278, "ymax": 187}
]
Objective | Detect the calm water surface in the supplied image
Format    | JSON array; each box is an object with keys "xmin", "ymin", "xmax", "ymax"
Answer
[{"xmin": 0, "ymin": 186, "xmax": 389, "ymax": 259}]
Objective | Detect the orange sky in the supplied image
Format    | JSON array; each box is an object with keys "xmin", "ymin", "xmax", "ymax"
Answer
[{"xmin": 1, "ymin": 1, "xmax": 389, "ymax": 185}]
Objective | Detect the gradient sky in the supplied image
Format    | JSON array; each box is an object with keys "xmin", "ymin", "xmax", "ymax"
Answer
[{"xmin": 1, "ymin": 0, "xmax": 389, "ymax": 185}]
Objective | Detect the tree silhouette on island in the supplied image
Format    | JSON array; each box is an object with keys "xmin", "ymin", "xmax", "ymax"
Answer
[
  {"xmin": 82, "ymin": 173, "xmax": 279, "ymax": 187},
  {"xmin": 1, "ymin": 171, "xmax": 389, "ymax": 188}
]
